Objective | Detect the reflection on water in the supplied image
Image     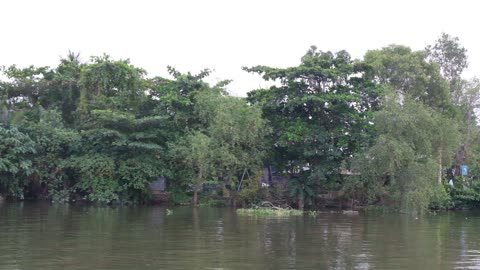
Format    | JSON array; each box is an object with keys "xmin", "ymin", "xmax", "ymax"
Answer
[{"xmin": 1, "ymin": 203, "xmax": 480, "ymax": 269}]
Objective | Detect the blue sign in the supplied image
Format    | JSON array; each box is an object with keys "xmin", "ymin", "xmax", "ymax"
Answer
[{"xmin": 461, "ymin": 165, "xmax": 469, "ymax": 176}]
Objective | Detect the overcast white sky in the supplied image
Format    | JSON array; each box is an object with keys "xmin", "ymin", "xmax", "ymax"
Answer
[{"xmin": 1, "ymin": 0, "xmax": 478, "ymax": 96}]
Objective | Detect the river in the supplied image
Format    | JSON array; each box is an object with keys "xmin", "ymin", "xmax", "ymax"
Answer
[{"xmin": 1, "ymin": 202, "xmax": 480, "ymax": 269}]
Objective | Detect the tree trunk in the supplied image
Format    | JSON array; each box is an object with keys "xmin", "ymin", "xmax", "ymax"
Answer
[
  {"xmin": 267, "ymin": 166, "xmax": 272, "ymax": 184},
  {"xmin": 193, "ymin": 190, "xmax": 198, "ymax": 206},
  {"xmin": 298, "ymin": 194, "xmax": 305, "ymax": 210},
  {"xmin": 455, "ymin": 144, "xmax": 466, "ymax": 166},
  {"xmin": 438, "ymin": 145, "xmax": 443, "ymax": 185},
  {"xmin": 223, "ymin": 172, "xmax": 232, "ymax": 198},
  {"xmin": 193, "ymin": 171, "xmax": 203, "ymax": 206}
]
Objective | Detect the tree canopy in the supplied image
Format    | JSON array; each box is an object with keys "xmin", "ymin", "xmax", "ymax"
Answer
[{"xmin": 0, "ymin": 33, "xmax": 478, "ymax": 211}]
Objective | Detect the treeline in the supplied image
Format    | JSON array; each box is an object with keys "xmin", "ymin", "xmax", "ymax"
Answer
[{"xmin": 1, "ymin": 33, "xmax": 479, "ymax": 211}]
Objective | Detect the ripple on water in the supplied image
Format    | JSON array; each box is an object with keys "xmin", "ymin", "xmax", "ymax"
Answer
[{"xmin": 1, "ymin": 205, "xmax": 480, "ymax": 269}]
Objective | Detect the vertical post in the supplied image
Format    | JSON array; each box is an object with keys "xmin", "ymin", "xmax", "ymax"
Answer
[
  {"xmin": 237, "ymin": 168, "xmax": 248, "ymax": 192},
  {"xmin": 438, "ymin": 145, "xmax": 443, "ymax": 185}
]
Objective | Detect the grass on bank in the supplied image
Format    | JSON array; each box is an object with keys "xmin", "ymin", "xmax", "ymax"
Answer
[{"xmin": 236, "ymin": 207, "xmax": 304, "ymax": 217}]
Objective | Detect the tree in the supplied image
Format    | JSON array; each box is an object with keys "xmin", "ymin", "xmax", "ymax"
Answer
[
  {"xmin": 78, "ymin": 54, "xmax": 147, "ymax": 118},
  {"xmin": 1, "ymin": 52, "xmax": 84, "ymax": 126},
  {"xmin": 19, "ymin": 109, "xmax": 81, "ymax": 201},
  {"xmin": 169, "ymin": 131, "xmax": 216, "ymax": 206},
  {"xmin": 195, "ymin": 90, "xmax": 269, "ymax": 186},
  {"xmin": 246, "ymin": 46, "xmax": 381, "ymax": 208},
  {"xmin": 63, "ymin": 109, "xmax": 165, "ymax": 203},
  {"xmin": 168, "ymin": 87, "xmax": 269, "ymax": 205},
  {"xmin": 364, "ymin": 45, "xmax": 451, "ymax": 111},
  {"xmin": 426, "ymin": 33, "xmax": 468, "ymax": 97},
  {"xmin": 425, "ymin": 34, "xmax": 480, "ymax": 176},
  {"xmin": 353, "ymin": 98, "xmax": 459, "ymax": 211},
  {"xmin": 147, "ymin": 67, "xmax": 212, "ymax": 132},
  {"xmin": 451, "ymin": 78, "xmax": 480, "ymax": 167},
  {"xmin": 41, "ymin": 51, "xmax": 83, "ymax": 125},
  {"xmin": 363, "ymin": 44, "xmax": 461, "ymax": 191},
  {"xmin": 0, "ymin": 65, "xmax": 51, "ymax": 120}
]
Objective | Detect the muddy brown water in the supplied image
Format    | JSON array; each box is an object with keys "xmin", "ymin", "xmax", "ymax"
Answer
[{"xmin": 1, "ymin": 202, "xmax": 479, "ymax": 269}]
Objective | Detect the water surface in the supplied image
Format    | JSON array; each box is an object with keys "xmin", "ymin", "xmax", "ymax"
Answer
[{"xmin": 1, "ymin": 202, "xmax": 479, "ymax": 269}]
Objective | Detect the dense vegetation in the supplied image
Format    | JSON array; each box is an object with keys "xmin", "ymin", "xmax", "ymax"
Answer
[{"xmin": 1, "ymin": 33, "xmax": 479, "ymax": 212}]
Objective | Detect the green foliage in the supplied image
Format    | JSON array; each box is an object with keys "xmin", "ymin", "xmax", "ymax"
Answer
[
  {"xmin": 448, "ymin": 175, "xmax": 480, "ymax": 208},
  {"xmin": 288, "ymin": 176, "xmax": 316, "ymax": 208},
  {"xmin": 236, "ymin": 172, "xmax": 264, "ymax": 206},
  {"xmin": 19, "ymin": 109, "xmax": 81, "ymax": 199},
  {"xmin": 77, "ymin": 54, "xmax": 148, "ymax": 121},
  {"xmin": 364, "ymin": 45, "xmax": 451, "ymax": 111},
  {"xmin": 1, "ymin": 65, "xmax": 50, "ymax": 108},
  {"xmin": 80, "ymin": 54, "xmax": 146, "ymax": 99},
  {"xmin": 0, "ymin": 126, "xmax": 36, "ymax": 197},
  {"xmin": 65, "ymin": 155, "xmax": 118, "ymax": 203},
  {"xmin": 449, "ymin": 78, "xmax": 480, "ymax": 169},
  {"xmin": 451, "ymin": 186, "xmax": 480, "ymax": 207},
  {"xmin": 0, "ymin": 40, "xmax": 477, "ymax": 213},
  {"xmin": 195, "ymin": 90, "xmax": 269, "ymax": 173},
  {"xmin": 426, "ymin": 33, "xmax": 468, "ymax": 94},
  {"xmin": 148, "ymin": 67, "xmax": 212, "ymax": 132},
  {"xmin": 0, "ymin": 53, "xmax": 171, "ymax": 203},
  {"xmin": 167, "ymin": 86, "xmax": 269, "ymax": 205},
  {"xmin": 353, "ymin": 98, "xmax": 460, "ymax": 212},
  {"xmin": 429, "ymin": 184, "xmax": 453, "ymax": 210},
  {"xmin": 236, "ymin": 207, "xmax": 303, "ymax": 217},
  {"xmin": 169, "ymin": 131, "xmax": 216, "ymax": 194},
  {"xmin": 168, "ymin": 186, "xmax": 191, "ymax": 205},
  {"xmin": 246, "ymin": 46, "xmax": 382, "ymax": 205},
  {"xmin": 68, "ymin": 109, "xmax": 164, "ymax": 203},
  {"xmin": 351, "ymin": 37, "xmax": 470, "ymax": 212},
  {"xmin": 41, "ymin": 52, "xmax": 83, "ymax": 125}
]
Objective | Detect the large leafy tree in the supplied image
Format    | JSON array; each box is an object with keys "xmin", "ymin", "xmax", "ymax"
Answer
[
  {"xmin": 41, "ymin": 51, "xmax": 84, "ymax": 125},
  {"xmin": 19, "ymin": 109, "xmax": 81, "ymax": 201},
  {"xmin": 195, "ymin": 90, "xmax": 268, "ymax": 182},
  {"xmin": 364, "ymin": 44, "xmax": 460, "ymax": 182},
  {"xmin": 168, "ymin": 86, "xmax": 269, "ymax": 205},
  {"xmin": 355, "ymin": 41, "xmax": 466, "ymax": 211},
  {"xmin": 0, "ymin": 65, "xmax": 50, "ymax": 108},
  {"xmin": 63, "ymin": 109, "xmax": 165, "ymax": 203},
  {"xmin": 0, "ymin": 52, "xmax": 84, "ymax": 126},
  {"xmin": 364, "ymin": 45, "xmax": 451, "ymax": 111},
  {"xmin": 245, "ymin": 46, "xmax": 381, "ymax": 208},
  {"xmin": 169, "ymin": 131, "xmax": 216, "ymax": 206},
  {"xmin": 147, "ymin": 68, "xmax": 215, "ymax": 201},
  {"xmin": 147, "ymin": 67, "xmax": 213, "ymax": 132},
  {"xmin": 426, "ymin": 33, "xmax": 468, "ymax": 97},
  {"xmin": 425, "ymin": 34, "xmax": 479, "ymax": 170},
  {"xmin": 78, "ymin": 54, "xmax": 147, "ymax": 119},
  {"xmin": 354, "ymin": 98, "xmax": 459, "ymax": 211},
  {"xmin": 54, "ymin": 55, "xmax": 166, "ymax": 203}
]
